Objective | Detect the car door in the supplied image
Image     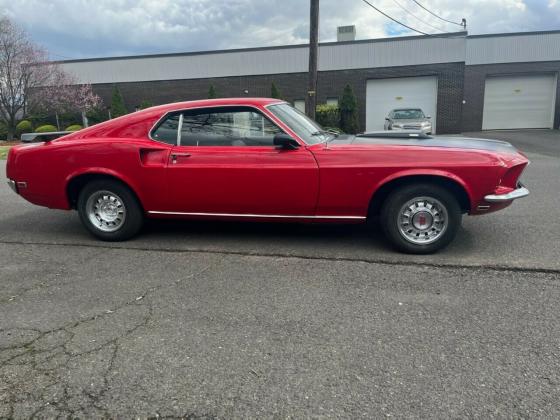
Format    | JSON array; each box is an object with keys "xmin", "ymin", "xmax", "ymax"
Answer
[{"xmin": 153, "ymin": 106, "xmax": 319, "ymax": 216}]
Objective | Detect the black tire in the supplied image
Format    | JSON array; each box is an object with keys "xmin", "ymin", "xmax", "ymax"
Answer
[
  {"xmin": 380, "ymin": 183, "xmax": 461, "ymax": 254},
  {"xmin": 77, "ymin": 179, "xmax": 144, "ymax": 241}
]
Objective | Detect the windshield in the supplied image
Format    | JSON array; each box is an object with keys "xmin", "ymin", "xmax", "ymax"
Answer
[
  {"xmin": 267, "ymin": 103, "xmax": 334, "ymax": 145},
  {"xmin": 392, "ymin": 109, "xmax": 425, "ymax": 119}
]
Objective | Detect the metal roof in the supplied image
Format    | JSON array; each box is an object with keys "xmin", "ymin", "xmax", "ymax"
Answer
[{"xmin": 57, "ymin": 30, "xmax": 560, "ymax": 85}]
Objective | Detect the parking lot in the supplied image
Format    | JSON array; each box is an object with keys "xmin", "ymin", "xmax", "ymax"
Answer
[{"xmin": 1, "ymin": 130, "xmax": 559, "ymax": 417}]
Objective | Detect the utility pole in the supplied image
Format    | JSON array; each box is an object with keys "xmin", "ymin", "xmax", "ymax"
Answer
[{"xmin": 306, "ymin": 0, "xmax": 319, "ymax": 120}]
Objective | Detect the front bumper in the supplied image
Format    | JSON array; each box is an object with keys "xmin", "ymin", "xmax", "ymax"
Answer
[
  {"xmin": 391, "ymin": 125, "xmax": 431, "ymax": 133},
  {"xmin": 484, "ymin": 186, "xmax": 529, "ymax": 202}
]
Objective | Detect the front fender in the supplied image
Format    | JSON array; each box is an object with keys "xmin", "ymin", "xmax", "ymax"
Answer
[{"xmin": 369, "ymin": 169, "xmax": 475, "ymax": 209}]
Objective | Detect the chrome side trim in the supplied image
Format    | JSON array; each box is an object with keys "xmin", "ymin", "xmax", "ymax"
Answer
[
  {"xmin": 147, "ymin": 211, "xmax": 366, "ymax": 220},
  {"xmin": 484, "ymin": 186, "xmax": 530, "ymax": 203}
]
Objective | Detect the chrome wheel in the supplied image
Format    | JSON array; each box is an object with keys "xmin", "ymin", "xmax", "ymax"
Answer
[
  {"xmin": 85, "ymin": 190, "xmax": 127, "ymax": 233},
  {"xmin": 397, "ymin": 196, "xmax": 448, "ymax": 245}
]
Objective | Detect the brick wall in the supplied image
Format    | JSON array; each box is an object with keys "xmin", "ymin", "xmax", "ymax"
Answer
[
  {"xmin": 91, "ymin": 61, "xmax": 560, "ymax": 134},
  {"xmin": 91, "ymin": 62, "xmax": 465, "ymax": 134}
]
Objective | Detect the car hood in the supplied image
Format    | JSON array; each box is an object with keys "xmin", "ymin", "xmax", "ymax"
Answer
[{"xmin": 332, "ymin": 134, "xmax": 519, "ymax": 154}]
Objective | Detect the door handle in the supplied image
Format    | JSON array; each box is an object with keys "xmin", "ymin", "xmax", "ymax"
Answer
[{"xmin": 171, "ymin": 153, "xmax": 191, "ymax": 164}]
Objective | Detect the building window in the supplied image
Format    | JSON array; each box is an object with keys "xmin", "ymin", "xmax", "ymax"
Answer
[
  {"xmin": 326, "ymin": 97, "xmax": 338, "ymax": 106},
  {"xmin": 293, "ymin": 100, "xmax": 305, "ymax": 113}
]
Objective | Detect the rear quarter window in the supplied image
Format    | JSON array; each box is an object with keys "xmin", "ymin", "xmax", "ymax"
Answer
[{"xmin": 151, "ymin": 113, "xmax": 180, "ymax": 145}]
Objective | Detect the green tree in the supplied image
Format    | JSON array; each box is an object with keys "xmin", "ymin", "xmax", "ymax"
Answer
[
  {"xmin": 0, "ymin": 122, "xmax": 7, "ymax": 140},
  {"xmin": 339, "ymin": 84, "xmax": 359, "ymax": 134},
  {"xmin": 271, "ymin": 82, "xmax": 282, "ymax": 99},
  {"xmin": 110, "ymin": 86, "xmax": 127, "ymax": 118},
  {"xmin": 208, "ymin": 85, "xmax": 218, "ymax": 99},
  {"xmin": 86, "ymin": 102, "xmax": 108, "ymax": 125},
  {"xmin": 138, "ymin": 100, "xmax": 153, "ymax": 110}
]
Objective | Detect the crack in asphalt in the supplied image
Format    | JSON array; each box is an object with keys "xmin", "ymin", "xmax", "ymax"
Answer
[
  {"xmin": 0, "ymin": 264, "xmax": 211, "ymax": 418},
  {"xmin": 0, "ymin": 239, "xmax": 558, "ymax": 276},
  {"xmin": 0, "ymin": 248, "xmax": 107, "ymax": 305}
]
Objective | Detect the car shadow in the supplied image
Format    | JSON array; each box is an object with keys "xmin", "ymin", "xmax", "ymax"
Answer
[{"xmin": 0, "ymin": 207, "xmax": 477, "ymax": 258}]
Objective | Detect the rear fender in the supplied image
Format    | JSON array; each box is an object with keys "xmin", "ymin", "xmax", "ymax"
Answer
[{"xmin": 64, "ymin": 167, "xmax": 145, "ymax": 208}]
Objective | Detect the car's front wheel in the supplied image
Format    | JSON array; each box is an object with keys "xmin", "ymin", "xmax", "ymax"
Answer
[
  {"xmin": 380, "ymin": 184, "xmax": 461, "ymax": 254},
  {"xmin": 77, "ymin": 180, "xmax": 144, "ymax": 241}
]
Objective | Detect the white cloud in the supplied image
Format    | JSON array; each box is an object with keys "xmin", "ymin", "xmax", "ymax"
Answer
[{"xmin": 0, "ymin": 0, "xmax": 558, "ymax": 59}]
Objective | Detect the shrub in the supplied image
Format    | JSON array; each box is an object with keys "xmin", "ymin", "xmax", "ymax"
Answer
[
  {"xmin": 138, "ymin": 100, "xmax": 153, "ymax": 110},
  {"xmin": 65, "ymin": 124, "xmax": 83, "ymax": 131},
  {"xmin": 86, "ymin": 106, "xmax": 108, "ymax": 125},
  {"xmin": 35, "ymin": 124, "xmax": 58, "ymax": 133},
  {"xmin": 110, "ymin": 86, "xmax": 127, "ymax": 118},
  {"xmin": 315, "ymin": 104, "xmax": 340, "ymax": 129},
  {"xmin": 16, "ymin": 120, "xmax": 33, "ymax": 137},
  {"xmin": 208, "ymin": 85, "xmax": 217, "ymax": 99},
  {"xmin": 339, "ymin": 84, "xmax": 359, "ymax": 134},
  {"xmin": 271, "ymin": 82, "xmax": 282, "ymax": 99}
]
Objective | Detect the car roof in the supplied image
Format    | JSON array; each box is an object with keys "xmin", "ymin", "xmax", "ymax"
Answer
[{"xmin": 148, "ymin": 97, "xmax": 285, "ymax": 113}]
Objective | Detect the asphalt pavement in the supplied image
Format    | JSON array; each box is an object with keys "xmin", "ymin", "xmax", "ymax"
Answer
[{"xmin": 1, "ymin": 130, "xmax": 559, "ymax": 418}]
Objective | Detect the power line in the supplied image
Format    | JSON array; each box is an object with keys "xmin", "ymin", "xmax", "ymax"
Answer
[
  {"xmin": 360, "ymin": 0, "xmax": 431, "ymax": 36},
  {"xmin": 391, "ymin": 0, "xmax": 449, "ymax": 33},
  {"xmin": 359, "ymin": 0, "xmax": 467, "ymax": 39},
  {"xmin": 410, "ymin": 0, "xmax": 465, "ymax": 27}
]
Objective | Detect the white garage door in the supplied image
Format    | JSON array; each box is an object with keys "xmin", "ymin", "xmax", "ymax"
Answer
[
  {"xmin": 482, "ymin": 75, "xmax": 557, "ymax": 130},
  {"xmin": 366, "ymin": 76, "xmax": 438, "ymax": 133}
]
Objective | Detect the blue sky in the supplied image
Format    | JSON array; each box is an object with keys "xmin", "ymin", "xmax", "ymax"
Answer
[{"xmin": 1, "ymin": 0, "xmax": 559, "ymax": 59}]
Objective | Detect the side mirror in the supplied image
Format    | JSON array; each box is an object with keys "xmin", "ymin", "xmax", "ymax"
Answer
[
  {"xmin": 273, "ymin": 133, "xmax": 300, "ymax": 150},
  {"xmin": 426, "ymin": 116, "xmax": 432, "ymax": 119}
]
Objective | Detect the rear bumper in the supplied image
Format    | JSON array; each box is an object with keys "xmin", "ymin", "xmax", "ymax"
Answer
[
  {"xmin": 7, "ymin": 179, "xmax": 17, "ymax": 194},
  {"xmin": 484, "ymin": 185, "xmax": 529, "ymax": 202}
]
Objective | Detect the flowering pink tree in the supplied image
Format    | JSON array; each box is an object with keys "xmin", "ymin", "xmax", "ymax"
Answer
[
  {"xmin": 0, "ymin": 16, "xmax": 100, "ymax": 138},
  {"xmin": 37, "ymin": 73, "xmax": 101, "ymax": 129}
]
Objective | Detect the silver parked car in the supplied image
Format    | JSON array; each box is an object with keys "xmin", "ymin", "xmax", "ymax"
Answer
[{"xmin": 384, "ymin": 108, "xmax": 432, "ymax": 134}]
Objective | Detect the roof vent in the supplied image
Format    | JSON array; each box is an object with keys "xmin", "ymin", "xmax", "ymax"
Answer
[{"xmin": 337, "ymin": 25, "xmax": 356, "ymax": 42}]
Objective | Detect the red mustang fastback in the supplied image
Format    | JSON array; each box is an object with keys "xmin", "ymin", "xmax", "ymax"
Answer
[{"xmin": 6, "ymin": 98, "xmax": 529, "ymax": 253}]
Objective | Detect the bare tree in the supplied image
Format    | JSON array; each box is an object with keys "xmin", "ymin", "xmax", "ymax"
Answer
[{"xmin": 0, "ymin": 16, "xmax": 100, "ymax": 138}]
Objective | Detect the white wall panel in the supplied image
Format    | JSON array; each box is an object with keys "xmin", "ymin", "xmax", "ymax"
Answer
[
  {"xmin": 59, "ymin": 32, "xmax": 560, "ymax": 85},
  {"xmin": 60, "ymin": 36, "xmax": 465, "ymax": 85},
  {"xmin": 467, "ymin": 33, "xmax": 560, "ymax": 65}
]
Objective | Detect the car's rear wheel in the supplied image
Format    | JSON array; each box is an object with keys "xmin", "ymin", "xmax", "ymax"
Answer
[
  {"xmin": 380, "ymin": 183, "xmax": 461, "ymax": 254},
  {"xmin": 77, "ymin": 180, "xmax": 143, "ymax": 241}
]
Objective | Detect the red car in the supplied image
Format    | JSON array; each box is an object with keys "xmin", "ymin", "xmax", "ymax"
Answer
[{"xmin": 6, "ymin": 98, "xmax": 529, "ymax": 254}]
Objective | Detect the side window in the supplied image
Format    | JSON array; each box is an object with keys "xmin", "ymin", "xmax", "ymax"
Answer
[
  {"xmin": 151, "ymin": 114, "xmax": 180, "ymax": 145},
  {"xmin": 180, "ymin": 107, "xmax": 283, "ymax": 147}
]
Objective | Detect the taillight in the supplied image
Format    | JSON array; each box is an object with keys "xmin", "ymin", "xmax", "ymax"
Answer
[{"xmin": 500, "ymin": 163, "xmax": 528, "ymax": 188}]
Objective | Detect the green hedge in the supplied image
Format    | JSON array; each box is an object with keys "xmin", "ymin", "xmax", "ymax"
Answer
[
  {"xmin": 65, "ymin": 124, "xmax": 83, "ymax": 131},
  {"xmin": 16, "ymin": 120, "xmax": 33, "ymax": 137},
  {"xmin": 35, "ymin": 124, "xmax": 58, "ymax": 133},
  {"xmin": 315, "ymin": 104, "xmax": 340, "ymax": 129}
]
